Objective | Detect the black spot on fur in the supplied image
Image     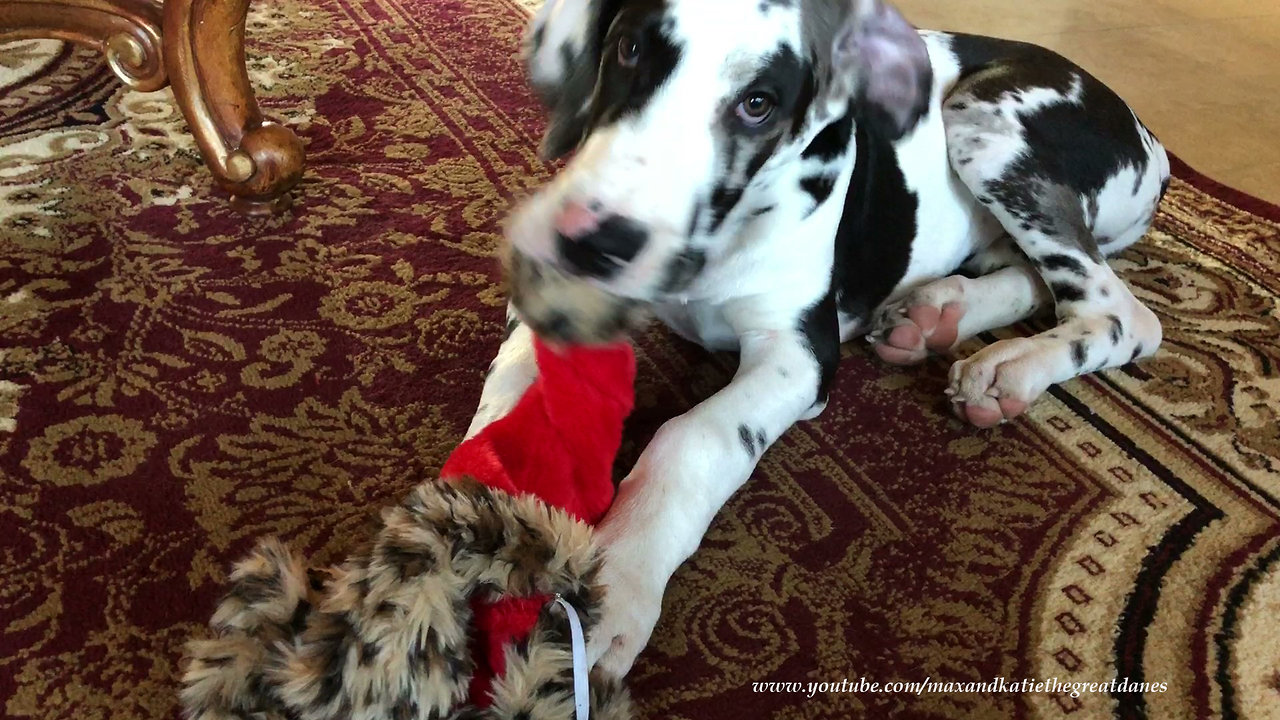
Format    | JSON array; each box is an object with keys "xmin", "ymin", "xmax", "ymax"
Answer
[
  {"xmin": 536, "ymin": 679, "xmax": 575, "ymax": 699},
  {"xmin": 1085, "ymin": 195, "xmax": 1100, "ymax": 225},
  {"xmin": 504, "ymin": 314, "xmax": 521, "ymax": 339},
  {"xmin": 290, "ymin": 599, "xmax": 312, "ymax": 634},
  {"xmin": 359, "ymin": 641, "xmax": 380, "ymax": 666},
  {"xmin": 1107, "ymin": 314, "xmax": 1123, "ymax": 345},
  {"xmin": 686, "ymin": 202, "xmax": 704, "ymax": 237},
  {"xmin": 949, "ymin": 34, "xmax": 1152, "ymax": 258},
  {"xmin": 307, "ymin": 568, "xmax": 328, "ymax": 592},
  {"xmin": 542, "ymin": 311, "xmax": 571, "ymax": 339},
  {"xmin": 738, "ymin": 424, "xmax": 756, "ymax": 457},
  {"xmin": 470, "ymin": 509, "xmax": 511, "ymax": 558},
  {"xmin": 557, "ymin": 215, "xmax": 647, "ymax": 279},
  {"xmin": 1071, "ymin": 340, "xmax": 1088, "ymax": 368},
  {"xmin": 313, "ymin": 614, "xmax": 356, "ymax": 708},
  {"xmin": 529, "ymin": 24, "xmax": 546, "ymax": 56},
  {"xmin": 798, "ymin": 288, "xmax": 840, "ymax": 405},
  {"xmin": 444, "ymin": 645, "xmax": 474, "ymax": 679},
  {"xmin": 707, "ymin": 184, "xmax": 744, "ymax": 233},
  {"xmin": 744, "ymin": 137, "xmax": 779, "ymax": 181},
  {"xmin": 589, "ymin": 7, "xmax": 684, "ymax": 128},
  {"xmin": 424, "ymin": 627, "xmax": 441, "ymax": 651},
  {"xmin": 1049, "ymin": 281, "xmax": 1086, "ymax": 304},
  {"xmin": 409, "ymin": 629, "xmax": 441, "ymax": 675},
  {"xmin": 229, "ymin": 567, "xmax": 280, "ymax": 606},
  {"xmin": 592, "ymin": 303, "xmax": 636, "ymax": 340},
  {"xmin": 801, "ymin": 110, "xmax": 854, "ymax": 162},
  {"xmin": 1131, "ymin": 172, "xmax": 1146, "ymax": 195},
  {"xmin": 660, "ymin": 247, "xmax": 707, "ymax": 293},
  {"xmin": 538, "ymin": 40, "xmax": 596, "ymax": 159},
  {"xmin": 749, "ymin": 205, "xmax": 775, "ymax": 217},
  {"xmin": 391, "ymin": 697, "xmax": 418, "ymax": 720},
  {"xmin": 736, "ymin": 44, "xmax": 811, "ymax": 139},
  {"xmin": 831, "ymin": 122, "xmax": 918, "ymax": 323},
  {"xmin": 1040, "ymin": 253, "xmax": 1088, "ymax": 277},
  {"xmin": 722, "ymin": 134, "xmax": 742, "ymax": 175},
  {"xmin": 380, "ymin": 540, "xmax": 437, "ymax": 581},
  {"xmin": 203, "ymin": 654, "xmax": 236, "ymax": 668},
  {"xmin": 705, "ymin": 45, "xmax": 813, "ymax": 222},
  {"xmin": 800, "ymin": 174, "xmax": 836, "ymax": 206},
  {"xmin": 1130, "ymin": 344, "xmax": 1144, "ymax": 362}
]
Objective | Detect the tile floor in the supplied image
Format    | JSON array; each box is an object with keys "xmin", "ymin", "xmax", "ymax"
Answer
[{"xmin": 896, "ymin": 0, "xmax": 1280, "ymax": 204}]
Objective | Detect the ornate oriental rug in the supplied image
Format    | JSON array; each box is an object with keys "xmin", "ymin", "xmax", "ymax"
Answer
[{"xmin": 1, "ymin": 0, "xmax": 1278, "ymax": 718}]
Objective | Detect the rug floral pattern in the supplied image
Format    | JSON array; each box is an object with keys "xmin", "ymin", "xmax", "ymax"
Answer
[{"xmin": 1, "ymin": 1, "xmax": 1278, "ymax": 718}]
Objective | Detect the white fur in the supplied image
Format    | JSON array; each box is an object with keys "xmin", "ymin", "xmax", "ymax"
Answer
[{"xmin": 527, "ymin": 0, "xmax": 593, "ymax": 90}]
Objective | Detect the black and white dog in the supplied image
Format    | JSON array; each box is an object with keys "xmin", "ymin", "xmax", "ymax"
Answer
[{"xmin": 468, "ymin": 0, "xmax": 1170, "ymax": 677}]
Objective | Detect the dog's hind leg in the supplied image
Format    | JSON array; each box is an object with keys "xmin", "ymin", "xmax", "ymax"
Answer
[
  {"xmin": 928, "ymin": 49, "xmax": 1169, "ymax": 426},
  {"xmin": 869, "ymin": 258, "xmax": 1053, "ymax": 365}
]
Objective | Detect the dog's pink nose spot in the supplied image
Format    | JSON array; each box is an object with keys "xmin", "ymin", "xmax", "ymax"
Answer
[{"xmin": 554, "ymin": 200, "xmax": 601, "ymax": 240}]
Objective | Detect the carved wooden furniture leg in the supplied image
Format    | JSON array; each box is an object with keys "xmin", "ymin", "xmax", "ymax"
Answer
[
  {"xmin": 1, "ymin": 0, "xmax": 304, "ymax": 214},
  {"xmin": 162, "ymin": 0, "xmax": 304, "ymax": 214},
  {"xmin": 0, "ymin": 0, "xmax": 168, "ymax": 91}
]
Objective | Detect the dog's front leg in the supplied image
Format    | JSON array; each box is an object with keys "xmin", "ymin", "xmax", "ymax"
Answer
[
  {"xmin": 585, "ymin": 324, "xmax": 827, "ymax": 677},
  {"xmin": 464, "ymin": 307, "xmax": 538, "ymax": 439}
]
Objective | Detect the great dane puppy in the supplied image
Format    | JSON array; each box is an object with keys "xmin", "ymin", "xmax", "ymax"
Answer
[{"xmin": 468, "ymin": 0, "xmax": 1170, "ymax": 676}]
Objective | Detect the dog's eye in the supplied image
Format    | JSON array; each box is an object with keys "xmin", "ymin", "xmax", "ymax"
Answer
[
  {"xmin": 736, "ymin": 92, "xmax": 776, "ymax": 125},
  {"xmin": 618, "ymin": 35, "xmax": 642, "ymax": 67}
]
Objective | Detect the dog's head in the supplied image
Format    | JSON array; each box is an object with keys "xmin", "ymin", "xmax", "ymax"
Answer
[{"xmin": 507, "ymin": 0, "xmax": 930, "ymax": 341}]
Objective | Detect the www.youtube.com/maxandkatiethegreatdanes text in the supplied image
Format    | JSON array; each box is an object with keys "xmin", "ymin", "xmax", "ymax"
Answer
[{"xmin": 752, "ymin": 677, "xmax": 1169, "ymax": 699}]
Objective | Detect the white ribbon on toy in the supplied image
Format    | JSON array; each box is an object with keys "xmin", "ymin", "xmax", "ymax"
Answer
[{"xmin": 551, "ymin": 593, "xmax": 591, "ymax": 720}]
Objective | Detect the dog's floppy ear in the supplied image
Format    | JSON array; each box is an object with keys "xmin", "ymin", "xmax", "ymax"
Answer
[
  {"xmin": 823, "ymin": 0, "xmax": 932, "ymax": 140},
  {"xmin": 524, "ymin": 0, "xmax": 618, "ymax": 159}
]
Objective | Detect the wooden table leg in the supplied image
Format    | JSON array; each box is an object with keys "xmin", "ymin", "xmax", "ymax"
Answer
[
  {"xmin": 161, "ymin": 0, "xmax": 304, "ymax": 214},
  {"xmin": 1, "ymin": 0, "xmax": 305, "ymax": 214},
  {"xmin": 0, "ymin": 0, "xmax": 167, "ymax": 91}
]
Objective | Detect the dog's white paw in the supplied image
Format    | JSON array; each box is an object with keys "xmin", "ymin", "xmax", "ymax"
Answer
[
  {"xmin": 869, "ymin": 275, "xmax": 970, "ymax": 365},
  {"xmin": 584, "ymin": 534, "xmax": 665, "ymax": 678},
  {"xmin": 946, "ymin": 336, "xmax": 1055, "ymax": 426}
]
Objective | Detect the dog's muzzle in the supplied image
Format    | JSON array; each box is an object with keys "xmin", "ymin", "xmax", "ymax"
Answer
[
  {"xmin": 553, "ymin": 200, "xmax": 649, "ymax": 280},
  {"xmin": 557, "ymin": 217, "xmax": 648, "ymax": 279},
  {"xmin": 503, "ymin": 244, "xmax": 649, "ymax": 345}
]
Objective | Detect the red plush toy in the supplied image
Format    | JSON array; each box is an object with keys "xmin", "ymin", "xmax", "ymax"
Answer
[
  {"xmin": 441, "ymin": 337, "xmax": 635, "ymax": 706},
  {"xmin": 182, "ymin": 336, "xmax": 637, "ymax": 720}
]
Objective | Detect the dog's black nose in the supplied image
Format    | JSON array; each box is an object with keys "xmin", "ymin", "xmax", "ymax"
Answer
[{"xmin": 557, "ymin": 215, "xmax": 649, "ymax": 279}]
